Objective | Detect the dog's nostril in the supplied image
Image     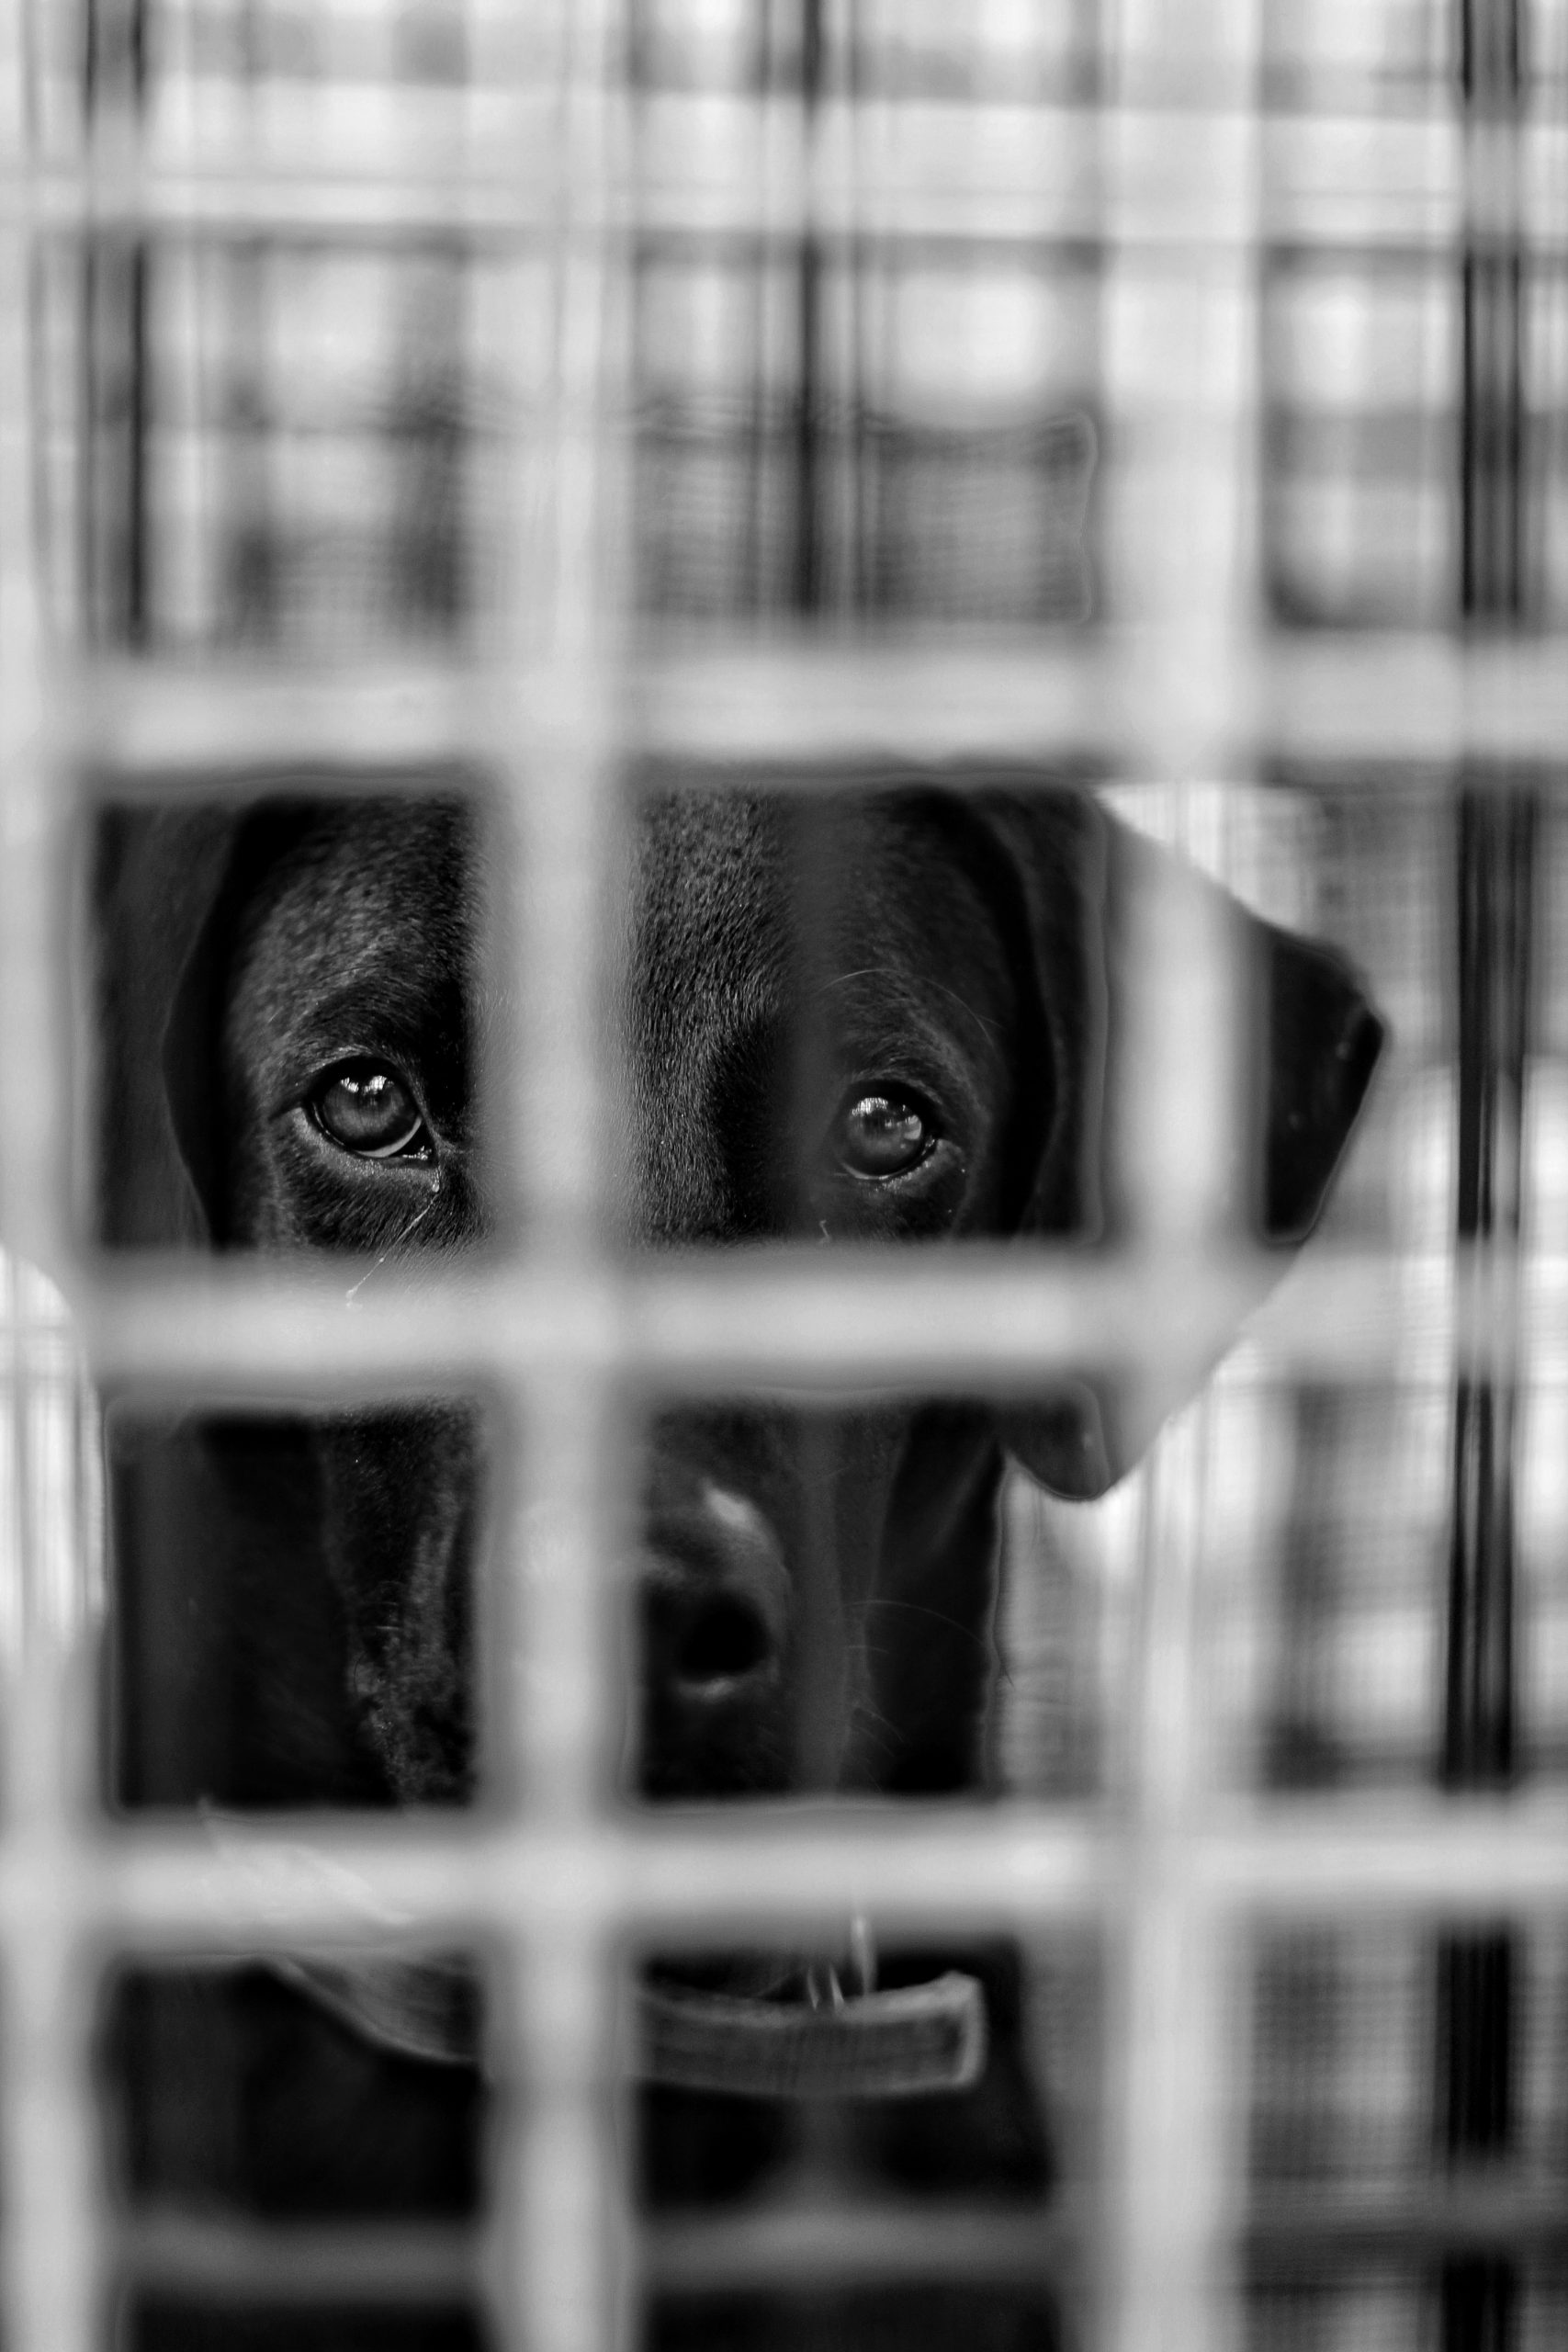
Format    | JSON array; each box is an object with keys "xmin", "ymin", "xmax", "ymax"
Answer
[{"xmin": 675, "ymin": 1593, "xmax": 773, "ymax": 1688}]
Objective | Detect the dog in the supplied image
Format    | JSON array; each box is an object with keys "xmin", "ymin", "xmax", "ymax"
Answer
[{"xmin": 93, "ymin": 775, "xmax": 1382, "ymax": 2350}]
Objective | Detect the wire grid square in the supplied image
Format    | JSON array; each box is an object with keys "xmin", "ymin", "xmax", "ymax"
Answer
[
  {"xmin": 1245, "ymin": 1922, "xmax": 1568, "ymax": 2346},
  {"xmin": 1250, "ymin": 2270, "xmax": 1568, "ymax": 2352},
  {"xmin": 632, "ymin": 241, "xmax": 1099, "ymax": 626},
  {"xmin": 33, "ymin": 0, "xmax": 559, "ymax": 173},
  {"xmin": 1249, "ymin": 1924, "xmax": 1438, "ymax": 2188},
  {"xmin": 1263, "ymin": 260, "xmax": 1460, "ymax": 631},
  {"xmin": 1246, "ymin": 2276, "xmax": 1449, "ymax": 2352},
  {"xmin": 631, "ymin": 0, "xmax": 1099, "ymax": 98},
  {"xmin": 1249, "ymin": 1917, "xmax": 1568, "ymax": 2183},
  {"xmin": 33, "ymin": 235, "xmax": 556, "ymax": 659},
  {"xmin": 1263, "ymin": 255, "xmax": 1568, "ymax": 633},
  {"xmin": 1262, "ymin": 0, "xmax": 1455, "ymax": 97}
]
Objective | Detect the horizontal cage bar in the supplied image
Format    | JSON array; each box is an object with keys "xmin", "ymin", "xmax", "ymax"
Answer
[
  {"xmin": 64, "ymin": 1245, "xmax": 1507, "ymax": 1387},
  {"xmin": 45, "ymin": 637, "xmax": 1568, "ymax": 775},
  {"xmin": 10, "ymin": 1800, "xmax": 1568, "ymax": 1948}
]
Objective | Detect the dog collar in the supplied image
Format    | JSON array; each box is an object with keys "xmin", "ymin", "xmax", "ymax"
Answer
[{"xmin": 276, "ymin": 1950, "xmax": 987, "ymax": 2100}]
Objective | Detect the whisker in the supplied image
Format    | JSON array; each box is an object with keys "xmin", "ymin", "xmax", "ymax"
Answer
[{"xmin": 344, "ymin": 1190, "xmax": 440, "ymax": 1306}]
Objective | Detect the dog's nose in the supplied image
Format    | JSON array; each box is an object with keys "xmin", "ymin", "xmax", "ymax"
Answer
[{"xmin": 641, "ymin": 1480, "xmax": 789, "ymax": 1706}]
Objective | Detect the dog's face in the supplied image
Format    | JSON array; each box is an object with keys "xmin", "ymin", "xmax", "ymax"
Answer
[
  {"xmin": 131, "ymin": 783, "xmax": 1380, "ymax": 1817},
  {"xmin": 213, "ymin": 793, "xmax": 1027, "ymax": 1255}
]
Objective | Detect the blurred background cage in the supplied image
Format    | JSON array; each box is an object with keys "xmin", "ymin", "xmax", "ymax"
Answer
[{"xmin": 2, "ymin": 0, "xmax": 1567, "ymax": 2348}]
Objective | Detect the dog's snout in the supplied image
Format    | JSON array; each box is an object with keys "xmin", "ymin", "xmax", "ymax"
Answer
[
  {"xmin": 672, "ymin": 1588, "xmax": 773, "ymax": 1690},
  {"xmin": 642, "ymin": 1480, "xmax": 789, "ymax": 1705}
]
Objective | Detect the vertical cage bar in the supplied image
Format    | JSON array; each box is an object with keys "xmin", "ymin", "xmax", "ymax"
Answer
[
  {"xmin": 0, "ymin": 176, "xmax": 66, "ymax": 1278},
  {"xmin": 507, "ymin": 1934, "xmax": 629, "ymax": 2352},
  {"xmin": 0, "ymin": 0, "xmax": 101, "ymax": 2331},
  {"xmin": 1439, "ymin": 10, "xmax": 1529, "ymax": 2351},
  {"xmin": 1113, "ymin": 1414, "xmax": 1239, "ymax": 2352},
  {"xmin": 1102, "ymin": 1, "xmax": 1262, "ymax": 2346},
  {"xmin": 505, "ymin": 6, "xmax": 626, "ymax": 2351}
]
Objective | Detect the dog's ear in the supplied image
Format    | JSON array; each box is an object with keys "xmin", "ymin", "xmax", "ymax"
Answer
[
  {"xmin": 979, "ymin": 788, "xmax": 1383, "ymax": 1498},
  {"xmin": 93, "ymin": 806, "xmax": 240, "ymax": 1248},
  {"xmin": 160, "ymin": 803, "xmax": 327, "ymax": 1245}
]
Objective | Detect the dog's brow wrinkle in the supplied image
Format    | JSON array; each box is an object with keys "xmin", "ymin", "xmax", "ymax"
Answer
[{"xmin": 815, "ymin": 965, "xmax": 1005, "ymax": 1054}]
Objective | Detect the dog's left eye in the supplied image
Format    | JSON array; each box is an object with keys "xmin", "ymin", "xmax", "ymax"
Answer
[
  {"xmin": 834, "ymin": 1092, "xmax": 932, "ymax": 1180},
  {"xmin": 310, "ymin": 1063, "xmax": 430, "ymax": 1160}
]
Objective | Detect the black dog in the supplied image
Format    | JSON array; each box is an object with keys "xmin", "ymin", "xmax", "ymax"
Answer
[{"xmin": 95, "ymin": 777, "xmax": 1382, "ymax": 2349}]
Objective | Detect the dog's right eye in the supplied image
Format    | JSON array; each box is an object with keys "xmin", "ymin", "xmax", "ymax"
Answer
[
  {"xmin": 310, "ymin": 1063, "xmax": 430, "ymax": 1160},
  {"xmin": 834, "ymin": 1091, "xmax": 933, "ymax": 1181}
]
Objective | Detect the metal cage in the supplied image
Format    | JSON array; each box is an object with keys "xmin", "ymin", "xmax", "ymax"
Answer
[{"xmin": 1, "ymin": 1, "xmax": 1564, "ymax": 2347}]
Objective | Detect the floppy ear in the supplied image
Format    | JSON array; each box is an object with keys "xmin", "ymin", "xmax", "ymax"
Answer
[
  {"xmin": 93, "ymin": 805, "xmax": 240, "ymax": 1248},
  {"xmin": 978, "ymin": 788, "xmax": 1383, "ymax": 1499}
]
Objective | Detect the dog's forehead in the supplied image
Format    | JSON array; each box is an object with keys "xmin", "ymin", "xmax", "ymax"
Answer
[
  {"xmin": 233, "ymin": 792, "xmax": 990, "ymax": 1035},
  {"xmin": 630, "ymin": 793, "xmax": 790, "ymax": 991},
  {"xmin": 627, "ymin": 790, "xmax": 996, "ymax": 1005},
  {"xmin": 231, "ymin": 799, "xmax": 478, "ymax": 1013}
]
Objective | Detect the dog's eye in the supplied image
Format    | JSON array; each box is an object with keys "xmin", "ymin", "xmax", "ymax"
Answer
[
  {"xmin": 310, "ymin": 1064, "xmax": 429, "ymax": 1160},
  {"xmin": 835, "ymin": 1092, "xmax": 931, "ymax": 1180}
]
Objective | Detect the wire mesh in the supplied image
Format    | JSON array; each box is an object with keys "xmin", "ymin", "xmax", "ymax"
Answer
[{"xmin": 0, "ymin": 2, "xmax": 1565, "ymax": 2350}]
